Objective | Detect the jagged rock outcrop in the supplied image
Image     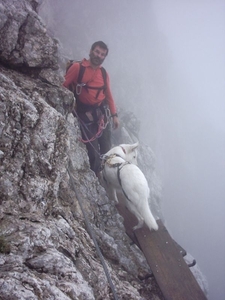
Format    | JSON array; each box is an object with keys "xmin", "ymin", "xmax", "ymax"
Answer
[{"xmin": 0, "ymin": 1, "xmax": 164, "ymax": 299}]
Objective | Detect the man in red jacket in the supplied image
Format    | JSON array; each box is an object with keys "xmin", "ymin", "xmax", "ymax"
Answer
[{"xmin": 63, "ymin": 41, "xmax": 119, "ymax": 176}]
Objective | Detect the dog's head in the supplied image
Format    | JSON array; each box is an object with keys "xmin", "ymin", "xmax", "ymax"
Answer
[
  {"xmin": 119, "ymin": 142, "xmax": 138, "ymax": 165},
  {"xmin": 103, "ymin": 142, "xmax": 139, "ymax": 166}
]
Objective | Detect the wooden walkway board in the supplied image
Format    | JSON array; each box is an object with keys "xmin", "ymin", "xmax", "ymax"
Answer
[
  {"xmin": 116, "ymin": 200, "xmax": 186, "ymax": 256},
  {"xmin": 135, "ymin": 220, "xmax": 207, "ymax": 300},
  {"xmin": 116, "ymin": 200, "xmax": 207, "ymax": 300}
]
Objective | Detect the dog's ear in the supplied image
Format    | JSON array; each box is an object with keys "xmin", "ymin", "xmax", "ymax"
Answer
[
  {"xmin": 131, "ymin": 142, "xmax": 139, "ymax": 151},
  {"xmin": 125, "ymin": 142, "xmax": 139, "ymax": 153}
]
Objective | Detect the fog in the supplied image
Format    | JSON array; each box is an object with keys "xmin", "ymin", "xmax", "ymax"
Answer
[
  {"xmin": 39, "ymin": 1, "xmax": 225, "ymax": 299},
  {"xmin": 151, "ymin": 3, "xmax": 225, "ymax": 300}
]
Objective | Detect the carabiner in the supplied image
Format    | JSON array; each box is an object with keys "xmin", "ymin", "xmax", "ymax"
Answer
[{"xmin": 76, "ymin": 83, "xmax": 86, "ymax": 95}]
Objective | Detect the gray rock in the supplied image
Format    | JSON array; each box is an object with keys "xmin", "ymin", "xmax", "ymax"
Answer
[{"xmin": 0, "ymin": 0, "xmax": 58, "ymax": 68}]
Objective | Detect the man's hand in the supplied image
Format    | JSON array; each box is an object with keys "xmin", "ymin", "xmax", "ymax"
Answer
[{"xmin": 112, "ymin": 116, "xmax": 119, "ymax": 129}]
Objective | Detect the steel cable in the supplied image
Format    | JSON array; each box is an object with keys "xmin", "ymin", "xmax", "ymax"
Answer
[{"xmin": 67, "ymin": 164, "xmax": 119, "ymax": 300}]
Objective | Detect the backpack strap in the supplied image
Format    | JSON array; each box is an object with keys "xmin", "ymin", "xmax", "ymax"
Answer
[
  {"xmin": 95, "ymin": 67, "xmax": 107, "ymax": 98},
  {"xmin": 100, "ymin": 67, "xmax": 107, "ymax": 90},
  {"xmin": 77, "ymin": 64, "xmax": 85, "ymax": 84}
]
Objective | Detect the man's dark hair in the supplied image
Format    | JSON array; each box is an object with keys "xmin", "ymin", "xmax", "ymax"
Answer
[{"xmin": 91, "ymin": 41, "xmax": 109, "ymax": 56}]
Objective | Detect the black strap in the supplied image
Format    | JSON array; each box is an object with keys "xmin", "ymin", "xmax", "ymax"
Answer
[
  {"xmin": 77, "ymin": 64, "xmax": 85, "ymax": 84},
  {"xmin": 117, "ymin": 163, "xmax": 132, "ymax": 202},
  {"xmin": 100, "ymin": 67, "xmax": 107, "ymax": 93}
]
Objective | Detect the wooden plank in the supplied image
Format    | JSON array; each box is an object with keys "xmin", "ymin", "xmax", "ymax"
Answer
[
  {"xmin": 135, "ymin": 220, "xmax": 207, "ymax": 300},
  {"xmin": 173, "ymin": 240, "xmax": 187, "ymax": 257},
  {"xmin": 115, "ymin": 198, "xmax": 207, "ymax": 300},
  {"xmin": 115, "ymin": 197, "xmax": 207, "ymax": 299},
  {"xmin": 116, "ymin": 199, "xmax": 186, "ymax": 256}
]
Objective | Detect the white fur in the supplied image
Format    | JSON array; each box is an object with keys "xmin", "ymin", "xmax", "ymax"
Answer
[
  {"xmin": 103, "ymin": 142, "xmax": 139, "ymax": 165},
  {"xmin": 101, "ymin": 142, "xmax": 138, "ymax": 202},
  {"xmin": 102, "ymin": 144, "xmax": 158, "ymax": 231}
]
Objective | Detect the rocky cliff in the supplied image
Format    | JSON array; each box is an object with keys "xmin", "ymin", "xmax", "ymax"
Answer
[{"xmin": 0, "ymin": 1, "xmax": 165, "ymax": 299}]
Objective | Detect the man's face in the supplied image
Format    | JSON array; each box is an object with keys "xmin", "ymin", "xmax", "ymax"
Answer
[{"xmin": 89, "ymin": 46, "xmax": 107, "ymax": 66}]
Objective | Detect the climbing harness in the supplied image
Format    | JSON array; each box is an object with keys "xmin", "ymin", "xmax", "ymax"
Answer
[
  {"xmin": 67, "ymin": 164, "xmax": 119, "ymax": 300},
  {"xmin": 66, "ymin": 60, "xmax": 112, "ymax": 169},
  {"xmin": 75, "ymin": 64, "xmax": 107, "ymax": 100},
  {"xmin": 79, "ymin": 115, "xmax": 105, "ymax": 144},
  {"xmin": 66, "ymin": 61, "xmax": 107, "ymax": 100},
  {"xmin": 102, "ymin": 154, "xmax": 132, "ymax": 202},
  {"xmin": 73, "ymin": 106, "xmax": 110, "ymax": 145},
  {"xmin": 116, "ymin": 161, "xmax": 132, "ymax": 202},
  {"xmin": 100, "ymin": 153, "xmax": 121, "ymax": 172}
]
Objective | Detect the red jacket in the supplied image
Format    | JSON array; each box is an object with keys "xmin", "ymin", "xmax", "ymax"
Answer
[{"xmin": 63, "ymin": 59, "xmax": 117, "ymax": 115}]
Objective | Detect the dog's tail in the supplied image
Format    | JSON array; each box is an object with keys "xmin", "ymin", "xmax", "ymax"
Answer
[{"xmin": 142, "ymin": 202, "xmax": 159, "ymax": 231}]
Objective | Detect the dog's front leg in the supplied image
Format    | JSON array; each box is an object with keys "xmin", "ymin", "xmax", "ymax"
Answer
[{"xmin": 105, "ymin": 185, "xmax": 119, "ymax": 203}]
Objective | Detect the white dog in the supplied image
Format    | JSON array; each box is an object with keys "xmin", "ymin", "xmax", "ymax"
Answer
[{"xmin": 102, "ymin": 143, "xmax": 158, "ymax": 231}]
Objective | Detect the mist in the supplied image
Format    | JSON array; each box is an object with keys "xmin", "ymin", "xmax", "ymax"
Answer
[
  {"xmin": 39, "ymin": 1, "xmax": 225, "ymax": 299},
  {"xmin": 151, "ymin": 2, "xmax": 225, "ymax": 300}
]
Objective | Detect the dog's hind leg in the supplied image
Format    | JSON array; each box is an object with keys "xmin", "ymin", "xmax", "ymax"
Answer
[
  {"xmin": 126, "ymin": 201, "xmax": 145, "ymax": 230},
  {"xmin": 133, "ymin": 217, "xmax": 144, "ymax": 231}
]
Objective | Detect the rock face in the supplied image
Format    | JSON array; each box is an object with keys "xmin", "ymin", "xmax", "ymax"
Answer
[
  {"xmin": 0, "ymin": 0, "xmax": 57, "ymax": 69},
  {"xmin": 0, "ymin": 1, "xmax": 164, "ymax": 299}
]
